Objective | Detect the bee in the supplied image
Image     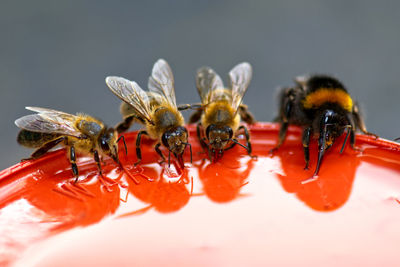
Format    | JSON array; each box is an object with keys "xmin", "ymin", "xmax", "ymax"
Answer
[
  {"xmin": 105, "ymin": 59, "xmax": 191, "ymax": 168},
  {"xmin": 15, "ymin": 107, "xmax": 126, "ymax": 181},
  {"xmin": 272, "ymin": 74, "xmax": 378, "ymax": 177},
  {"xmin": 188, "ymin": 62, "xmax": 256, "ymax": 161}
]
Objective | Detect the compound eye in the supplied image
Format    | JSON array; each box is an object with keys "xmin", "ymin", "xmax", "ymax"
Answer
[
  {"xmin": 206, "ymin": 125, "xmax": 215, "ymax": 139},
  {"xmin": 162, "ymin": 132, "xmax": 170, "ymax": 147},
  {"xmin": 227, "ymin": 127, "xmax": 233, "ymax": 139},
  {"xmin": 100, "ymin": 138, "xmax": 109, "ymax": 151}
]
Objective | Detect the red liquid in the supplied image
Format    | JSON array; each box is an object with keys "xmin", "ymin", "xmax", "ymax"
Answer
[{"xmin": 0, "ymin": 123, "xmax": 399, "ymax": 266}]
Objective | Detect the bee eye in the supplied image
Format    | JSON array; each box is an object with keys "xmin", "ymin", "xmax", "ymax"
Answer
[
  {"xmin": 100, "ymin": 139, "xmax": 109, "ymax": 151},
  {"xmin": 162, "ymin": 132, "xmax": 170, "ymax": 147},
  {"xmin": 177, "ymin": 126, "xmax": 188, "ymax": 137},
  {"xmin": 227, "ymin": 127, "xmax": 233, "ymax": 139},
  {"xmin": 206, "ymin": 125, "xmax": 215, "ymax": 139}
]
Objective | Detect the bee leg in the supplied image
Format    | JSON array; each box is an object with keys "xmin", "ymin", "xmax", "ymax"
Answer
[
  {"xmin": 196, "ymin": 123, "xmax": 208, "ymax": 151},
  {"xmin": 302, "ymin": 127, "xmax": 312, "ymax": 170},
  {"xmin": 134, "ymin": 130, "xmax": 148, "ymax": 166},
  {"xmin": 26, "ymin": 136, "xmax": 66, "ymax": 160},
  {"xmin": 348, "ymin": 127, "xmax": 363, "ymax": 152},
  {"xmin": 271, "ymin": 89, "xmax": 295, "ymax": 154},
  {"xmin": 346, "ymin": 114, "xmax": 363, "ymax": 152},
  {"xmin": 313, "ymin": 124, "xmax": 329, "ymax": 177},
  {"xmin": 154, "ymin": 143, "xmax": 166, "ymax": 164},
  {"xmin": 93, "ymin": 150, "xmax": 103, "ymax": 176},
  {"xmin": 340, "ymin": 126, "xmax": 352, "ymax": 154},
  {"xmin": 237, "ymin": 125, "xmax": 256, "ymax": 158},
  {"xmin": 116, "ymin": 115, "xmax": 146, "ymax": 134},
  {"xmin": 239, "ymin": 104, "xmax": 256, "ymax": 124},
  {"xmin": 189, "ymin": 109, "xmax": 203, "ymax": 124},
  {"xmin": 352, "ymin": 102, "xmax": 378, "ymax": 139},
  {"xmin": 224, "ymin": 142, "xmax": 236, "ymax": 151},
  {"xmin": 69, "ymin": 146, "xmax": 79, "ymax": 183},
  {"xmin": 177, "ymin": 103, "xmax": 202, "ymax": 111},
  {"xmin": 270, "ymin": 121, "xmax": 289, "ymax": 154}
]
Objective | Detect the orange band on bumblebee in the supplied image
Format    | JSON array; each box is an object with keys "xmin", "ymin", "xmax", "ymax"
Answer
[{"xmin": 302, "ymin": 89, "xmax": 353, "ymax": 112}]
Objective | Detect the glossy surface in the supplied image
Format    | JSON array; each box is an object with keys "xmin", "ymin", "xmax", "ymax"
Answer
[{"xmin": 0, "ymin": 123, "xmax": 399, "ymax": 266}]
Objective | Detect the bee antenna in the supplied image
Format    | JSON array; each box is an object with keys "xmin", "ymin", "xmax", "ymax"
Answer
[
  {"xmin": 117, "ymin": 135, "xmax": 128, "ymax": 155},
  {"xmin": 230, "ymin": 139, "xmax": 249, "ymax": 151},
  {"xmin": 113, "ymin": 145, "xmax": 120, "ymax": 164},
  {"xmin": 340, "ymin": 125, "xmax": 352, "ymax": 154}
]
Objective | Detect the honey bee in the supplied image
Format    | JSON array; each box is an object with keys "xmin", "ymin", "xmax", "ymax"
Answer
[
  {"xmin": 272, "ymin": 74, "xmax": 378, "ymax": 177},
  {"xmin": 105, "ymin": 59, "xmax": 190, "ymax": 168},
  {"xmin": 15, "ymin": 107, "xmax": 126, "ymax": 181},
  {"xmin": 188, "ymin": 62, "xmax": 256, "ymax": 161}
]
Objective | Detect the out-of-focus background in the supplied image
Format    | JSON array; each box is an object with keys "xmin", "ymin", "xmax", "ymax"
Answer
[{"xmin": 1, "ymin": 0, "xmax": 399, "ymax": 170}]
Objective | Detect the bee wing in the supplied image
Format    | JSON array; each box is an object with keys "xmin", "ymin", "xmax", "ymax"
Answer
[
  {"xmin": 294, "ymin": 75, "xmax": 309, "ymax": 89},
  {"xmin": 229, "ymin": 62, "xmax": 252, "ymax": 112},
  {"xmin": 196, "ymin": 67, "xmax": 224, "ymax": 105},
  {"xmin": 146, "ymin": 91, "xmax": 164, "ymax": 105},
  {"xmin": 147, "ymin": 59, "xmax": 177, "ymax": 107},
  {"xmin": 105, "ymin": 76, "xmax": 153, "ymax": 123},
  {"xmin": 15, "ymin": 107, "xmax": 82, "ymax": 137}
]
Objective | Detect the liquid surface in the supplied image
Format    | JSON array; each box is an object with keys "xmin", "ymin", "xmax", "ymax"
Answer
[{"xmin": 0, "ymin": 123, "xmax": 399, "ymax": 266}]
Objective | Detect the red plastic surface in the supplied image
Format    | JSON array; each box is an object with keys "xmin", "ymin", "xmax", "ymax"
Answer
[{"xmin": 0, "ymin": 123, "xmax": 399, "ymax": 266}]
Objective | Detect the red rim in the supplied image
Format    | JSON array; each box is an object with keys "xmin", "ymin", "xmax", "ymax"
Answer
[{"xmin": 1, "ymin": 123, "xmax": 400, "ymax": 266}]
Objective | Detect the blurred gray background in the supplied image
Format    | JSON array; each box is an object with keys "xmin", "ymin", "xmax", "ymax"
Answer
[{"xmin": 1, "ymin": 0, "xmax": 400, "ymax": 170}]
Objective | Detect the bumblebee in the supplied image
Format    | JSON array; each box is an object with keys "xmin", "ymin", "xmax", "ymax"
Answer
[
  {"xmin": 188, "ymin": 62, "xmax": 256, "ymax": 160},
  {"xmin": 105, "ymin": 59, "xmax": 190, "ymax": 168},
  {"xmin": 15, "ymin": 107, "xmax": 125, "ymax": 181},
  {"xmin": 273, "ymin": 74, "xmax": 377, "ymax": 177}
]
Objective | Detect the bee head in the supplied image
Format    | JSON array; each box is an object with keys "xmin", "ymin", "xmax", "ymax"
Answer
[
  {"xmin": 162, "ymin": 126, "xmax": 189, "ymax": 158},
  {"xmin": 99, "ymin": 127, "xmax": 119, "ymax": 163},
  {"xmin": 315, "ymin": 109, "xmax": 349, "ymax": 150},
  {"xmin": 206, "ymin": 124, "xmax": 233, "ymax": 151}
]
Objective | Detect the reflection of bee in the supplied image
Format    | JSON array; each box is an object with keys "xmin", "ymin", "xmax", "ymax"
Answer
[
  {"xmin": 15, "ymin": 107, "xmax": 125, "ymax": 181},
  {"xmin": 188, "ymin": 62, "xmax": 256, "ymax": 160},
  {"xmin": 272, "ymin": 74, "xmax": 378, "ymax": 177},
  {"xmin": 105, "ymin": 59, "xmax": 190, "ymax": 167}
]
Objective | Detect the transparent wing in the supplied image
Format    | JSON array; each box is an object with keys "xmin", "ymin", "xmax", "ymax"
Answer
[
  {"xmin": 147, "ymin": 92, "xmax": 164, "ymax": 106},
  {"xmin": 105, "ymin": 76, "xmax": 153, "ymax": 123},
  {"xmin": 15, "ymin": 107, "xmax": 82, "ymax": 137},
  {"xmin": 229, "ymin": 62, "xmax": 252, "ymax": 111},
  {"xmin": 25, "ymin": 106, "xmax": 77, "ymax": 123},
  {"xmin": 294, "ymin": 75, "xmax": 309, "ymax": 89},
  {"xmin": 147, "ymin": 59, "xmax": 176, "ymax": 107},
  {"xmin": 196, "ymin": 67, "xmax": 224, "ymax": 105}
]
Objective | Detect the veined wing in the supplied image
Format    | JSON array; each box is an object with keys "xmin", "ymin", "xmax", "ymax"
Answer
[
  {"xmin": 146, "ymin": 91, "xmax": 164, "ymax": 106},
  {"xmin": 196, "ymin": 66, "xmax": 224, "ymax": 105},
  {"xmin": 229, "ymin": 62, "xmax": 252, "ymax": 112},
  {"xmin": 15, "ymin": 107, "xmax": 82, "ymax": 137},
  {"xmin": 106, "ymin": 76, "xmax": 153, "ymax": 123},
  {"xmin": 148, "ymin": 59, "xmax": 177, "ymax": 107},
  {"xmin": 294, "ymin": 75, "xmax": 309, "ymax": 90}
]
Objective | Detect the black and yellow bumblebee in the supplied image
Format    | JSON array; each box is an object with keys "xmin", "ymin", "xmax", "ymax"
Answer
[
  {"xmin": 273, "ymin": 74, "xmax": 377, "ymax": 177},
  {"xmin": 105, "ymin": 59, "xmax": 190, "ymax": 168},
  {"xmin": 188, "ymin": 62, "xmax": 256, "ymax": 161},
  {"xmin": 15, "ymin": 107, "xmax": 125, "ymax": 181}
]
